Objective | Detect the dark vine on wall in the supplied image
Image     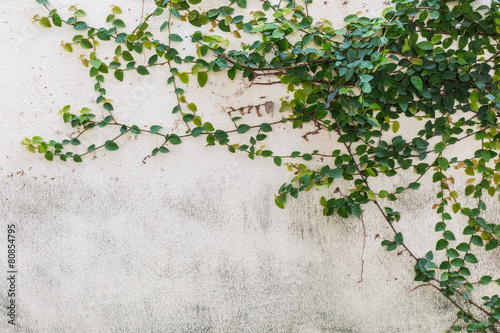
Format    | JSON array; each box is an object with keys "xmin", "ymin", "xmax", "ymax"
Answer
[{"xmin": 26, "ymin": 0, "xmax": 499, "ymax": 331}]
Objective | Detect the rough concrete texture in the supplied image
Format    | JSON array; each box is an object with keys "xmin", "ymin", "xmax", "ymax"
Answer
[{"xmin": 1, "ymin": 0, "xmax": 498, "ymax": 332}]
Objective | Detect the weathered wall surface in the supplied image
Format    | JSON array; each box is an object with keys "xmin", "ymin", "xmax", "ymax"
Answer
[{"xmin": 0, "ymin": 0, "xmax": 497, "ymax": 332}]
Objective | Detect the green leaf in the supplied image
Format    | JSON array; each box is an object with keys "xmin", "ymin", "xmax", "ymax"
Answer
[
  {"xmin": 480, "ymin": 275, "xmax": 492, "ymax": 285},
  {"xmin": 137, "ymin": 65, "xmax": 149, "ymax": 75},
  {"xmin": 274, "ymin": 156, "xmax": 281, "ymax": 166},
  {"xmin": 465, "ymin": 185, "xmax": 474, "ymax": 196},
  {"xmin": 386, "ymin": 242, "xmax": 397, "ymax": 251},
  {"xmin": 169, "ymin": 34, "xmax": 183, "ymax": 42},
  {"xmin": 193, "ymin": 116, "xmax": 202, "ymax": 127},
  {"xmin": 32, "ymin": 136, "xmax": 43, "ymax": 144},
  {"xmin": 272, "ymin": 29, "xmax": 285, "ymax": 39},
  {"xmin": 219, "ymin": 6, "xmax": 235, "ymax": 17},
  {"xmin": 443, "ymin": 94, "xmax": 454, "ymax": 111},
  {"xmin": 80, "ymin": 39, "xmax": 93, "ymax": 49},
  {"xmin": 410, "ymin": 76, "xmax": 423, "ymax": 91},
  {"xmin": 416, "ymin": 41, "xmax": 433, "ymax": 50},
  {"xmin": 203, "ymin": 122, "xmax": 214, "ymax": 132},
  {"xmin": 347, "ymin": 48, "xmax": 357, "ymax": 63},
  {"xmin": 39, "ymin": 16, "xmax": 52, "ymax": 28},
  {"xmin": 447, "ymin": 248, "xmax": 459, "ymax": 258},
  {"xmin": 434, "ymin": 142, "xmax": 446, "ymax": 154},
  {"xmin": 365, "ymin": 168, "xmax": 376, "ymax": 177},
  {"xmin": 112, "ymin": 19, "xmax": 126, "ymax": 29},
  {"xmin": 362, "ymin": 82, "xmax": 371, "ymax": 94},
  {"xmin": 74, "ymin": 9, "xmax": 87, "ymax": 17},
  {"xmin": 436, "ymin": 239, "xmax": 449, "ymax": 251},
  {"xmin": 214, "ymin": 130, "xmax": 228, "ymax": 141},
  {"xmin": 366, "ymin": 117, "xmax": 379, "ymax": 128},
  {"xmin": 114, "ymin": 69, "xmax": 124, "ymax": 81},
  {"xmin": 73, "ymin": 21, "xmax": 88, "ymax": 30},
  {"xmin": 351, "ymin": 205, "xmax": 361, "ymax": 218},
  {"xmin": 486, "ymin": 239, "xmax": 498, "ymax": 251},
  {"xmin": 169, "ymin": 8, "xmax": 181, "ymax": 19},
  {"xmin": 275, "ymin": 196, "xmax": 285, "ymax": 209},
  {"xmin": 130, "ymin": 125, "xmax": 141, "ymax": 135},
  {"xmin": 260, "ymin": 123, "xmax": 272, "ymax": 132},
  {"xmin": 215, "ymin": 57, "xmax": 228, "ymax": 68},
  {"xmin": 52, "ymin": 14, "xmax": 62, "ymax": 27},
  {"xmin": 456, "ymin": 243, "xmax": 470, "ymax": 252},
  {"xmin": 392, "ymin": 121, "xmax": 400, "ymax": 133},
  {"xmin": 465, "ymin": 253, "xmax": 478, "ymax": 264},
  {"xmin": 344, "ymin": 14, "xmax": 358, "ymax": 22},
  {"xmin": 168, "ymin": 134, "xmax": 182, "ymax": 145},
  {"xmin": 197, "ymin": 72, "xmax": 208, "ymax": 87},
  {"xmin": 122, "ymin": 51, "xmax": 134, "ymax": 61},
  {"xmin": 437, "ymin": 157, "xmax": 449, "ymax": 171},
  {"xmin": 237, "ymin": 124, "xmax": 251, "ymax": 134},
  {"xmin": 111, "ymin": 6, "xmax": 122, "ymax": 14},
  {"xmin": 395, "ymin": 232, "xmax": 403, "ymax": 245},
  {"xmin": 63, "ymin": 43, "xmax": 73, "ymax": 52},
  {"xmin": 356, "ymin": 145, "xmax": 367, "ymax": 156},
  {"xmin": 104, "ymin": 140, "xmax": 119, "ymax": 151},
  {"xmin": 178, "ymin": 72, "xmax": 189, "ymax": 84},
  {"xmin": 228, "ymin": 68, "xmax": 236, "ymax": 80},
  {"xmin": 148, "ymin": 55, "xmax": 158, "ymax": 66},
  {"xmin": 443, "ymin": 230, "xmax": 455, "ymax": 241},
  {"xmin": 450, "ymin": 258, "xmax": 464, "ymax": 267},
  {"xmin": 91, "ymin": 59, "xmax": 102, "ymax": 69},
  {"xmin": 471, "ymin": 235, "xmax": 483, "ymax": 247},
  {"xmin": 409, "ymin": 182, "xmax": 420, "ymax": 190},
  {"xmin": 150, "ymin": 125, "xmax": 162, "ymax": 134}
]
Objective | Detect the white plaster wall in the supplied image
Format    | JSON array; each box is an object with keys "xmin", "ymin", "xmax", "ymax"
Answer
[{"xmin": 0, "ymin": 0, "xmax": 498, "ymax": 332}]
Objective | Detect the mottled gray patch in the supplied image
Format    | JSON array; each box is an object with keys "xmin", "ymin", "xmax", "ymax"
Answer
[{"xmin": 0, "ymin": 177, "xmax": 482, "ymax": 333}]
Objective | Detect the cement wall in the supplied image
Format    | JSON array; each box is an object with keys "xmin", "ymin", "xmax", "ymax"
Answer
[{"xmin": 1, "ymin": 0, "xmax": 497, "ymax": 332}]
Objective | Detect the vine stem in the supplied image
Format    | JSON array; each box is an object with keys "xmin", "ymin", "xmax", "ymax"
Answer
[
  {"xmin": 413, "ymin": 282, "xmax": 499, "ymax": 331},
  {"xmin": 358, "ymin": 211, "xmax": 366, "ymax": 283},
  {"xmin": 412, "ymin": 283, "xmax": 474, "ymax": 318},
  {"xmin": 336, "ymin": 121, "xmax": 419, "ymax": 261},
  {"xmin": 335, "ymin": 117, "xmax": 498, "ymax": 324},
  {"xmin": 79, "ymin": 130, "xmax": 128, "ymax": 157}
]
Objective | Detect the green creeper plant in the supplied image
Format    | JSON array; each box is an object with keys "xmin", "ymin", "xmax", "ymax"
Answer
[{"xmin": 25, "ymin": 0, "xmax": 500, "ymax": 331}]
